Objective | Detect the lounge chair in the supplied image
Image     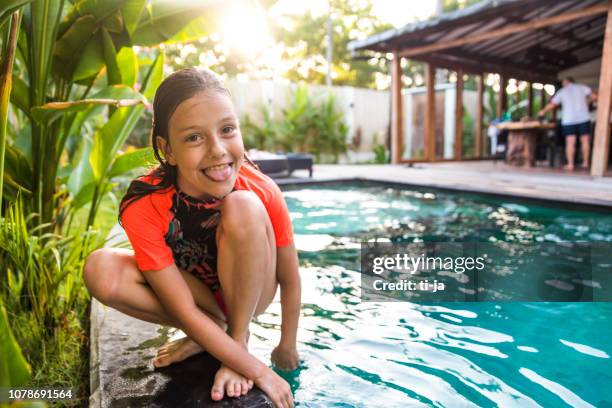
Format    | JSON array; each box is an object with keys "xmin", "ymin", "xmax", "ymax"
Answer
[{"xmin": 250, "ymin": 150, "xmax": 313, "ymax": 178}]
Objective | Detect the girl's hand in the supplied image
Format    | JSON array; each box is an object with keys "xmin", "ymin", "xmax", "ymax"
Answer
[
  {"xmin": 271, "ymin": 344, "xmax": 299, "ymax": 371},
  {"xmin": 253, "ymin": 367, "xmax": 293, "ymax": 408}
]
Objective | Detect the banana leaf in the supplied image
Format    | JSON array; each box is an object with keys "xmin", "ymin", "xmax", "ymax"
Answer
[
  {"xmin": 116, "ymin": 46, "xmax": 138, "ymax": 87},
  {"xmin": 130, "ymin": 0, "xmax": 222, "ymax": 46},
  {"xmin": 108, "ymin": 146, "xmax": 155, "ymax": 178}
]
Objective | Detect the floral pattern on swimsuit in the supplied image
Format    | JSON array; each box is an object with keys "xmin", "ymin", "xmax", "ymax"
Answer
[{"xmin": 164, "ymin": 189, "xmax": 227, "ymax": 292}]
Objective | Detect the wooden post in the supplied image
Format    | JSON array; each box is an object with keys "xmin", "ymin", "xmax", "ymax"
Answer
[
  {"xmin": 527, "ymin": 82, "xmax": 534, "ymax": 118},
  {"xmin": 592, "ymin": 0, "xmax": 612, "ymax": 176},
  {"xmin": 425, "ymin": 63, "xmax": 436, "ymax": 161},
  {"xmin": 454, "ymin": 70, "xmax": 464, "ymax": 160},
  {"xmin": 496, "ymin": 75, "xmax": 507, "ymax": 118},
  {"xmin": 540, "ymin": 85, "xmax": 547, "ymax": 114},
  {"xmin": 391, "ymin": 53, "xmax": 403, "ymax": 164},
  {"xmin": 476, "ymin": 74, "xmax": 484, "ymax": 157}
]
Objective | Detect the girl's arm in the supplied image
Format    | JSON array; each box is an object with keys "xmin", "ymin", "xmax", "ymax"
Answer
[
  {"xmin": 143, "ymin": 263, "xmax": 293, "ymax": 408},
  {"xmin": 271, "ymin": 243, "xmax": 301, "ymax": 370}
]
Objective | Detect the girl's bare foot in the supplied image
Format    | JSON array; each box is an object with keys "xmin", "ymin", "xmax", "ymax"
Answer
[
  {"xmin": 211, "ymin": 364, "xmax": 254, "ymax": 401},
  {"xmin": 563, "ymin": 164, "xmax": 575, "ymax": 171},
  {"xmin": 153, "ymin": 336, "xmax": 203, "ymax": 368}
]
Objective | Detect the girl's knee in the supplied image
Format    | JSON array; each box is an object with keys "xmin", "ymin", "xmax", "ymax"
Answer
[
  {"xmin": 220, "ymin": 191, "xmax": 269, "ymax": 239},
  {"xmin": 83, "ymin": 248, "xmax": 125, "ymax": 305}
]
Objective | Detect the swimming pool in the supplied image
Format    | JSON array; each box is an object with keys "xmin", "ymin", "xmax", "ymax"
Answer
[{"xmin": 249, "ymin": 181, "xmax": 612, "ymax": 407}]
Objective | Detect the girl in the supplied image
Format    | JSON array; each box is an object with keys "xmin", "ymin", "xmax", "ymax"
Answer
[{"xmin": 84, "ymin": 68, "xmax": 300, "ymax": 408}]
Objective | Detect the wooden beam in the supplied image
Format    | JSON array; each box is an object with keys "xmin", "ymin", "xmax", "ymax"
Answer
[
  {"xmin": 442, "ymin": 49, "xmax": 558, "ymax": 79},
  {"xmin": 592, "ymin": 1, "xmax": 612, "ymax": 176},
  {"xmin": 400, "ymin": 3, "xmax": 609, "ymax": 57},
  {"xmin": 390, "ymin": 53, "xmax": 403, "ymax": 164},
  {"xmin": 527, "ymin": 82, "xmax": 534, "ymax": 118},
  {"xmin": 425, "ymin": 63, "xmax": 436, "ymax": 161},
  {"xmin": 497, "ymin": 75, "xmax": 507, "ymax": 119},
  {"xmin": 454, "ymin": 70, "xmax": 464, "ymax": 160},
  {"xmin": 476, "ymin": 74, "xmax": 484, "ymax": 157},
  {"xmin": 416, "ymin": 53, "xmax": 556, "ymax": 84}
]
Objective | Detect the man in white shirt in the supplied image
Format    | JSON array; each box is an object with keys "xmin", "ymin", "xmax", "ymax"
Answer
[{"xmin": 538, "ymin": 78, "xmax": 598, "ymax": 170}]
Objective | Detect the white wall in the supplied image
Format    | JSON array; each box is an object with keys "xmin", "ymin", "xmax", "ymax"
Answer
[{"xmin": 226, "ymin": 79, "xmax": 390, "ymax": 162}]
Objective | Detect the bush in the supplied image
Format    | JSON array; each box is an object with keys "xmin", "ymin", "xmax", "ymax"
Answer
[{"xmin": 241, "ymin": 85, "xmax": 348, "ymax": 163}]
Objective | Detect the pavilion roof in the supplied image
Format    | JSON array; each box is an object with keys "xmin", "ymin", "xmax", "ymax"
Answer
[{"xmin": 348, "ymin": 0, "xmax": 607, "ymax": 83}]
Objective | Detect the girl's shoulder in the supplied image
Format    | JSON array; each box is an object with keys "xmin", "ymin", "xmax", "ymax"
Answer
[
  {"xmin": 235, "ymin": 163, "xmax": 282, "ymax": 201},
  {"xmin": 121, "ymin": 170, "xmax": 176, "ymax": 224}
]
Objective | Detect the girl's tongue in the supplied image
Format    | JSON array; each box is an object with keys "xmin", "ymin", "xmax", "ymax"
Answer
[{"xmin": 203, "ymin": 163, "xmax": 232, "ymax": 182}]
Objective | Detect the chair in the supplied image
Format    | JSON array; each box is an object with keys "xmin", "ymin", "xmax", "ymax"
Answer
[
  {"xmin": 286, "ymin": 153, "xmax": 313, "ymax": 177},
  {"xmin": 252, "ymin": 157, "xmax": 290, "ymax": 176}
]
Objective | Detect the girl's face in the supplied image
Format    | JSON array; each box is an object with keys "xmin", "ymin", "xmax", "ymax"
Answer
[{"xmin": 159, "ymin": 90, "xmax": 244, "ymax": 199}]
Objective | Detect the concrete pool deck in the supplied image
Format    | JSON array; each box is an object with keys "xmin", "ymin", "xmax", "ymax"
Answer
[{"xmin": 280, "ymin": 161, "xmax": 612, "ymax": 209}]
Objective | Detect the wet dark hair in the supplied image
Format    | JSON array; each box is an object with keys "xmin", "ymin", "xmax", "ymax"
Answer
[
  {"xmin": 118, "ymin": 68, "xmax": 258, "ymax": 222},
  {"xmin": 564, "ymin": 77, "xmax": 575, "ymax": 83}
]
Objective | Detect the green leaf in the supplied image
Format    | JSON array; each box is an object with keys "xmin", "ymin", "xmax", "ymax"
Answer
[
  {"xmin": 120, "ymin": 0, "xmax": 146, "ymax": 35},
  {"xmin": 130, "ymin": 0, "xmax": 221, "ymax": 46},
  {"xmin": 0, "ymin": 301, "xmax": 31, "ymax": 387},
  {"xmin": 73, "ymin": 32, "xmax": 105, "ymax": 81},
  {"xmin": 166, "ymin": 14, "xmax": 219, "ymax": 44},
  {"xmin": 108, "ymin": 147, "xmax": 155, "ymax": 178},
  {"xmin": 101, "ymin": 28, "xmax": 121, "ymax": 85},
  {"xmin": 9, "ymin": 74, "xmax": 30, "ymax": 116},
  {"xmin": 140, "ymin": 52, "xmax": 163, "ymax": 100},
  {"xmin": 67, "ymin": 135, "xmax": 93, "ymax": 199},
  {"xmin": 89, "ymin": 103, "xmax": 144, "ymax": 181},
  {"xmin": 29, "ymin": 0, "xmax": 64, "ymax": 106},
  {"xmin": 72, "ymin": 181, "xmax": 96, "ymax": 210},
  {"xmin": 0, "ymin": 0, "xmax": 33, "ymax": 25},
  {"xmin": 60, "ymin": 0, "xmax": 125, "ymax": 32},
  {"xmin": 116, "ymin": 46, "xmax": 138, "ymax": 87},
  {"xmin": 102, "ymin": 12, "xmax": 122, "ymax": 33},
  {"xmin": 4, "ymin": 143, "xmax": 33, "ymax": 192},
  {"xmin": 53, "ymin": 14, "xmax": 98, "ymax": 80},
  {"xmin": 88, "ymin": 52, "xmax": 161, "ymax": 182}
]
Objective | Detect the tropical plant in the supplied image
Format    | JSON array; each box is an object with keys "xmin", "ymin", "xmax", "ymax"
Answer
[
  {"xmin": 373, "ymin": 143, "xmax": 387, "ymax": 164},
  {"xmin": 0, "ymin": 0, "xmax": 223, "ymax": 400},
  {"xmin": 241, "ymin": 85, "xmax": 349, "ymax": 163},
  {"xmin": 241, "ymin": 106, "xmax": 280, "ymax": 152},
  {"xmin": 2, "ymin": 0, "xmax": 221, "ymax": 232}
]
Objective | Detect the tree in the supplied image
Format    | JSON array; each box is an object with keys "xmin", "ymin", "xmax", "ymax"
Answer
[{"xmin": 269, "ymin": 0, "xmax": 393, "ymax": 88}]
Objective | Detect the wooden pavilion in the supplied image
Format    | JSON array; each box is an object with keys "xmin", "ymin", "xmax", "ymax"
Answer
[{"xmin": 348, "ymin": 0, "xmax": 612, "ymax": 176}]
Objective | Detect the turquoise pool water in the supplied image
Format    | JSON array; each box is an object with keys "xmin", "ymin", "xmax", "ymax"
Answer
[{"xmin": 249, "ymin": 182, "xmax": 612, "ymax": 407}]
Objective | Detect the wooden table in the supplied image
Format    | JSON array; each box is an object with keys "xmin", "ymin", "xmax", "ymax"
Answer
[{"xmin": 495, "ymin": 121, "xmax": 556, "ymax": 167}]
